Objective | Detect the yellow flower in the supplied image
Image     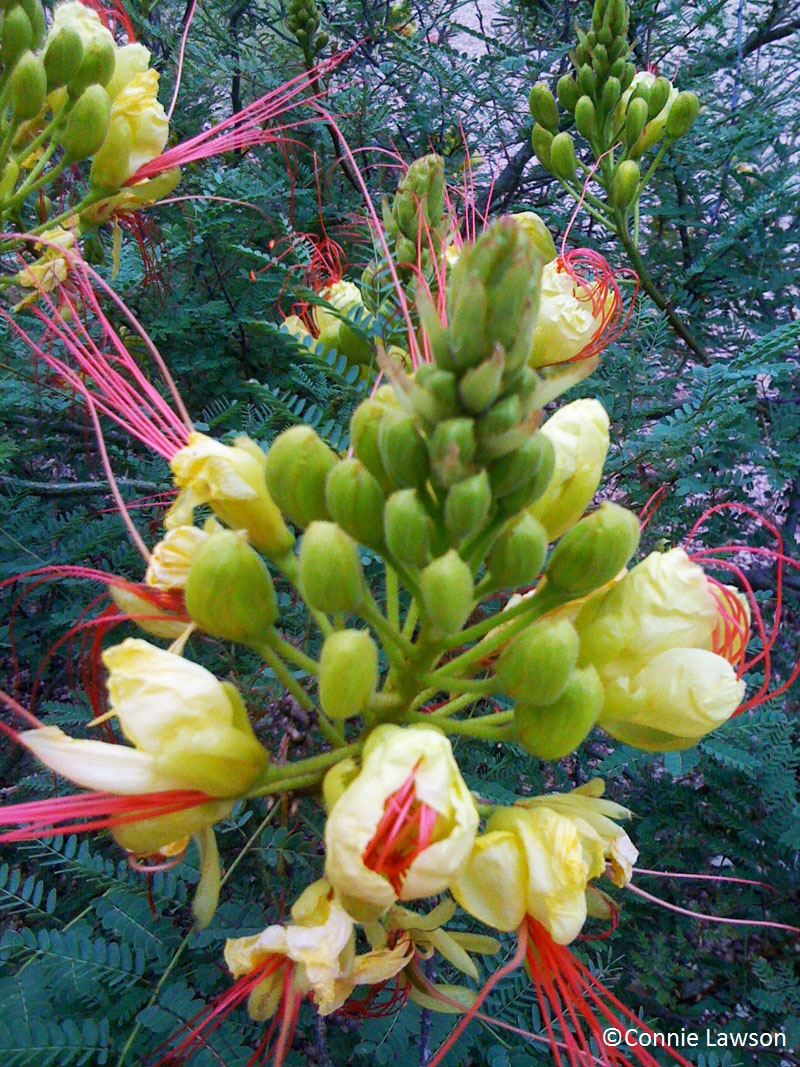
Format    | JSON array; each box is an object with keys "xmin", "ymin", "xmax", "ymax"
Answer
[
  {"xmin": 530, "ymin": 260, "xmax": 612, "ymax": 367},
  {"xmin": 50, "ymin": 1, "xmax": 114, "ymax": 52},
  {"xmin": 527, "ymin": 398, "xmax": 610, "ymax": 540},
  {"xmin": 452, "ymin": 784, "xmax": 636, "ymax": 945},
  {"xmin": 145, "ymin": 524, "xmax": 211, "ymax": 590},
  {"xmin": 312, "ymin": 280, "xmax": 364, "ymax": 339},
  {"xmin": 166, "ymin": 432, "xmax": 294, "ymax": 561},
  {"xmin": 80, "ymin": 169, "xmax": 182, "ymax": 227},
  {"xmin": 106, "ymin": 43, "xmax": 152, "ymax": 100},
  {"xmin": 90, "ymin": 70, "xmax": 168, "ymax": 190},
  {"xmin": 14, "ymin": 224, "xmax": 78, "ymax": 307},
  {"xmin": 510, "ymin": 211, "xmax": 557, "ymax": 262},
  {"xmin": 573, "ymin": 548, "xmax": 749, "ymax": 749},
  {"xmin": 324, "ymin": 725, "xmax": 479, "ymax": 921},
  {"xmin": 108, "ymin": 584, "xmax": 190, "ymax": 640},
  {"xmin": 616, "ymin": 72, "xmax": 679, "ymax": 156}
]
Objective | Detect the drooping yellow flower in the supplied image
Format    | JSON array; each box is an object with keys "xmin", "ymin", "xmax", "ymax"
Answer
[
  {"xmin": 324, "ymin": 725, "xmax": 479, "ymax": 921},
  {"xmin": 530, "ymin": 260, "xmax": 613, "ymax": 367},
  {"xmin": 14, "ymin": 224, "xmax": 78, "ymax": 307},
  {"xmin": 90, "ymin": 70, "xmax": 169, "ymax": 191},
  {"xmin": 105, "ymin": 43, "xmax": 152, "ymax": 100},
  {"xmin": 527, "ymin": 398, "xmax": 610, "ymax": 541},
  {"xmin": 145, "ymin": 524, "xmax": 211, "ymax": 590},
  {"xmin": 573, "ymin": 548, "xmax": 749, "ymax": 749},
  {"xmin": 166, "ymin": 432, "xmax": 294, "ymax": 561}
]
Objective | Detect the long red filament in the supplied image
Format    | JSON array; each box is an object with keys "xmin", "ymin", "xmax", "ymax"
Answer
[{"xmin": 361, "ymin": 769, "xmax": 438, "ymax": 895}]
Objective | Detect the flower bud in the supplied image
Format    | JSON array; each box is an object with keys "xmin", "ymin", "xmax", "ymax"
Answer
[
  {"xmin": 429, "ymin": 417, "xmax": 476, "ymax": 487},
  {"xmin": 7, "ymin": 49, "xmax": 45, "ymax": 120},
  {"xmin": 557, "ymin": 73, "xmax": 580, "ymax": 113},
  {"xmin": 488, "ymin": 433, "xmax": 553, "ymax": 500},
  {"xmin": 496, "ymin": 617, "xmax": 580, "ymax": 704},
  {"xmin": 458, "ymin": 348, "xmax": 505, "ymax": 414},
  {"xmin": 528, "ymin": 399, "xmax": 610, "ymax": 540},
  {"xmin": 299, "ymin": 521, "xmax": 364, "ymax": 613},
  {"xmin": 324, "ymin": 458, "xmax": 386, "ymax": 549},
  {"xmin": 444, "ymin": 470, "xmax": 492, "ymax": 543},
  {"xmin": 350, "ymin": 387, "xmax": 398, "ymax": 492},
  {"xmin": 578, "ymin": 64, "xmax": 596, "ymax": 97},
  {"xmin": 185, "ymin": 529, "xmax": 277, "ymax": 643},
  {"xmin": 510, "ymin": 211, "xmax": 558, "ymax": 262},
  {"xmin": 647, "ymin": 76, "xmax": 672, "ymax": 119},
  {"xmin": 515, "ymin": 665, "xmax": 604, "ymax": 759},
  {"xmin": 621, "ymin": 62, "xmax": 635, "ymax": 90},
  {"xmin": 264, "ymin": 425, "xmax": 338, "ymax": 529},
  {"xmin": 88, "ymin": 120, "xmax": 132, "ymax": 190},
  {"xmin": 485, "ymin": 512, "xmax": 548, "ymax": 590},
  {"xmin": 420, "ymin": 550, "xmax": 474, "ymax": 635},
  {"xmin": 665, "ymin": 91, "xmax": 699, "ymax": 139},
  {"xmin": 61, "ymin": 84, "xmax": 110, "ymax": 161},
  {"xmin": 378, "ymin": 410, "xmax": 430, "ymax": 489},
  {"xmin": 322, "ymin": 757, "xmax": 359, "ymax": 812},
  {"xmin": 90, "ymin": 69, "xmax": 168, "ymax": 186},
  {"xmin": 574, "ymin": 95, "xmax": 596, "ymax": 139},
  {"xmin": 611, "ymin": 159, "xmax": 640, "ymax": 209},
  {"xmin": 318, "ymin": 629, "xmax": 378, "ymax": 720},
  {"xmin": 600, "ymin": 75, "xmax": 621, "ymax": 113},
  {"xmin": 412, "ymin": 365, "xmax": 459, "ymax": 423},
  {"xmin": 384, "ymin": 488, "xmax": 433, "ymax": 568},
  {"xmin": 0, "ymin": 6, "xmax": 32, "ymax": 69},
  {"xmin": 69, "ymin": 36, "xmax": 115, "ymax": 95},
  {"xmin": 532, "ymin": 123, "xmax": 554, "ymax": 171},
  {"xmin": 0, "ymin": 159, "xmax": 19, "ymax": 200},
  {"xmin": 549, "ymin": 132, "xmax": 577, "ymax": 181},
  {"xmin": 624, "ymin": 96, "xmax": 648, "ymax": 146},
  {"xmin": 545, "ymin": 502, "xmax": 640, "ymax": 596},
  {"xmin": 21, "ymin": 0, "xmax": 44, "ymax": 44},
  {"xmin": 528, "ymin": 83, "xmax": 559, "ymax": 133},
  {"xmin": 43, "ymin": 25, "xmax": 83, "ymax": 91}
]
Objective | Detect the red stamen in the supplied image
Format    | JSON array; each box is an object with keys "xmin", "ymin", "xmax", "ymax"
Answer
[
  {"xmin": 79, "ymin": 0, "xmax": 137, "ymax": 40},
  {"xmin": 556, "ymin": 248, "xmax": 639, "ymax": 362},
  {"xmin": 361, "ymin": 768, "xmax": 438, "ymax": 895}
]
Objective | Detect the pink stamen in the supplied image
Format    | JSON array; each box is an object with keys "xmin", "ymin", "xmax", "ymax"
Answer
[
  {"xmin": 362, "ymin": 768, "xmax": 438, "ymax": 895},
  {"xmin": 167, "ymin": 0, "xmax": 199, "ymax": 121},
  {"xmin": 626, "ymin": 884, "xmax": 800, "ymax": 935}
]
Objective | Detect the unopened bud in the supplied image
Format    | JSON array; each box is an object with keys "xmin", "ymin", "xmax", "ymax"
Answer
[
  {"xmin": 528, "ymin": 83, "xmax": 559, "ymax": 133},
  {"xmin": 185, "ymin": 530, "xmax": 278, "ymax": 643},
  {"xmin": 299, "ymin": 521, "xmax": 364, "ymax": 613},
  {"xmin": 21, "ymin": 0, "xmax": 44, "ymax": 43},
  {"xmin": 459, "ymin": 348, "xmax": 505, "ymax": 414},
  {"xmin": 264, "ymin": 425, "xmax": 338, "ymax": 529},
  {"xmin": 497, "ymin": 617, "xmax": 580, "ymax": 704},
  {"xmin": 578, "ymin": 64, "xmax": 596, "ymax": 97},
  {"xmin": 8, "ymin": 50, "xmax": 45, "ymax": 120},
  {"xmin": 378, "ymin": 410, "xmax": 430, "ymax": 489},
  {"xmin": 545, "ymin": 502, "xmax": 640, "ymax": 596},
  {"xmin": 61, "ymin": 84, "xmax": 110, "ymax": 161},
  {"xmin": 611, "ymin": 159, "xmax": 640, "ymax": 209},
  {"xmin": 444, "ymin": 470, "xmax": 492, "ymax": 543},
  {"xmin": 592, "ymin": 43, "xmax": 608, "ymax": 72},
  {"xmin": 550, "ymin": 132, "xmax": 577, "ymax": 181},
  {"xmin": 43, "ymin": 25, "xmax": 83, "ymax": 90},
  {"xmin": 621, "ymin": 62, "xmax": 635, "ymax": 91},
  {"xmin": 488, "ymin": 433, "xmax": 554, "ymax": 500},
  {"xmin": 557, "ymin": 74, "xmax": 581, "ymax": 113},
  {"xmin": 325, "ymin": 459, "xmax": 386, "ymax": 549},
  {"xmin": 601, "ymin": 75, "xmax": 621, "ymax": 113},
  {"xmin": 412, "ymin": 365, "xmax": 459, "ymax": 422},
  {"xmin": 486, "ymin": 512, "xmax": 548, "ymax": 590},
  {"xmin": 647, "ymin": 76, "xmax": 672, "ymax": 119},
  {"xmin": 625, "ymin": 96, "xmax": 648, "ymax": 146},
  {"xmin": 511, "ymin": 211, "xmax": 558, "ymax": 261},
  {"xmin": 0, "ymin": 6, "xmax": 32, "ymax": 69},
  {"xmin": 429, "ymin": 417, "xmax": 477, "ymax": 487},
  {"xmin": 0, "ymin": 159, "xmax": 19, "ymax": 200},
  {"xmin": 319, "ymin": 629, "xmax": 378, "ymax": 720},
  {"xmin": 350, "ymin": 387, "xmax": 398, "ymax": 492},
  {"xmin": 515, "ymin": 665, "xmax": 603, "ymax": 759},
  {"xmin": 420, "ymin": 550, "xmax": 474, "ymax": 635},
  {"xmin": 532, "ymin": 123, "xmax": 554, "ymax": 171},
  {"xmin": 574, "ymin": 95, "xmax": 596, "ymax": 139},
  {"xmin": 69, "ymin": 36, "xmax": 115, "ymax": 95},
  {"xmin": 384, "ymin": 488, "xmax": 433, "ymax": 568},
  {"xmin": 665, "ymin": 91, "xmax": 699, "ymax": 139},
  {"xmin": 89, "ymin": 121, "xmax": 132, "ymax": 190}
]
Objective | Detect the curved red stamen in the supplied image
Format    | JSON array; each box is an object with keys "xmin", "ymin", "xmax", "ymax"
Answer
[
  {"xmin": 556, "ymin": 248, "xmax": 639, "ymax": 362},
  {"xmin": 336, "ymin": 977, "xmax": 410, "ymax": 1019},
  {"xmin": 362, "ymin": 768, "xmax": 438, "ymax": 895}
]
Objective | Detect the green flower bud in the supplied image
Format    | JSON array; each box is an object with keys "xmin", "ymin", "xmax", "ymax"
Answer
[
  {"xmin": 43, "ymin": 25, "xmax": 83, "ymax": 91},
  {"xmin": 575, "ymin": 95, "xmax": 596, "ymax": 140},
  {"xmin": 476, "ymin": 393, "xmax": 521, "ymax": 448},
  {"xmin": 412, "ymin": 365, "xmax": 459, "ymax": 422},
  {"xmin": 458, "ymin": 348, "xmax": 505, "ymax": 414},
  {"xmin": 647, "ymin": 76, "xmax": 672, "ymax": 120},
  {"xmin": 495, "ymin": 443, "xmax": 555, "ymax": 517},
  {"xmin": 545, "ymin": 502, "xmax": 640, "ymax": 596},
  {"xmin": 601, "ymin": 75, "xmax": 621, "ymax": 113},
  {"xmin": 69, "ymin": 36, "xmax": 115, "ymax": 96},
  {"xmin": 394, "ymin": 153, "xmax": 445, "ymax": 237},
  {"xmin": 264, "ymin": 425, "xmax": 338, "ymax": 530},
  {"xmin": 420, "ymin": 550, "xmax": 474, "ymax": 635},
  {"xmin": 598, "ymin": 24, "xmax": 613, "ymax": 47},
  {"xmin": 0, "ymin": 158, "xmax": 19, "ymax": 200},
  {"xmin": 497, "ymin": 617, "xmax": 580, "ymax": 704},
  {"xmin": 378, "ymin": 410, "xmax": 430, "ymax": 489},
  {"xmin": 384, "ymin": 488, "xmax": 433, "ymax": 568},
  {"xmin": 21, "ymin": 0, "xmax": 43, "ymax": 44},
  {"xmin": 488, "ymin": 433, "xmax": 554, "ymax": 501},
  {"xmin": 592, "ymin": 43, "xmax": 608, "ymax": 71},
  {"xmin": 61, "ymin": 84, "xmax": 110, "ymax": 162},
  {"xmin": 429, "ymin": 417, "xmax": 477, "ymax": 487},
  {"xmin": 185, "ymin": 530, "xmax": 278, "ymax": 643},
  {"xmin": 532, "ymin": 123, "xmax": 554, "ymax": 171},
  {"xmin": 350, "ymin": 387, "xmax": 398, "ymax": 492},
  {"xmin": 625, "ymin": 96, "xmax": 648, "ymax": 146},
  {"xmin": 511, "ymin": 211, "xmax": 558, "ymax": 261},
  {"xmin": 528, "ymin": 83, "xmax": 559, "ymax": 134},
  {"xmin": 0, "ymin": 6, "xmax": 33, "ymax": 69},
  {"xmin": 578, "ymin": 64, "xmax": 596, "ymax": 97},
  {"xmin": 609, "ymin": 57, "xmax": 626, "ymax": 80},
  {"xmin": 486, "ymin": 512, "xmax": 548, "ymax": 590},
  {"xmin": 550, "ymin": 132, "xmax": 577, "ymax": 181},
  {"xmin": 8, "ymin": 50, "xmax": 45, "ymax": 120},
  {"xmin": 665, "ymin": 91, "xmax": 699, "ymax": 139},
  {"xmin": 557, "ymin": 73, "xmax": 581, "ymax": 113},
  {"xmin": 611, "ymin": 159, "xmax": 640, "ymax": 209},
  {"xmin": 608, "ymin": 0, "xmax": 628, "ymax": 36},
  {"xmin": 325, "ymin": 459, "xmax": 386, "ymax": 550},
  {"xmin": 318, "ymin": 629, "xmax": 378, "ymax": 720},
  {"xmin": 444, "ymin": 471, "xmax": 492, "ymax": 544},
  {"xmin": 621, "ymin": 62, "xmax": 635, "ymax": 91},
  {"xmin": 515, "ymin": 665, "xmax": 603, "ymax": 759},
  {"xmin": 299, "ymin": 521, "xmax": 365, "ymax": 613}
]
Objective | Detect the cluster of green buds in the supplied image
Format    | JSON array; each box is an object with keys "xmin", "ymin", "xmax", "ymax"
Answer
[
  {"xmin": 0, "ymin": 2, "xmax": 174, "ymax": 292},
  {"xmin": 529, "ymin": 0, "xmax": 699, "ymax": 217},
  {"xmin": 286, "ymin": 0, "xmax": 328, "ymax": 64}
]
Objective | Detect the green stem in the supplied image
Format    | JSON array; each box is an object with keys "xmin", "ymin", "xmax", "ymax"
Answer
[
  {"xmin": 406, "ymin": 709, "xmax": 514, "ymax": 739},
  {"xmin": 360, "ymin": 590, "xmax": 415, "ymax": 663},
  {"xmin": 419, "ymin": 672, "xmax": 497, "ymax": 696},
  {"xmin": 407, "ymin": 690, "xmax": 476, "ymax": 719},
  {"xmin": 115, "ymin": 802, "xmax": 281, "ymax": 1066},
  {"xmin": 252, "ymin": 640, "xmax": 346, "ymax": 748},
  {"xmin": 385, "ymin": 562, "xmax": 400, "ymax": 632},
  {"xmin": 274, "ymin": 550, "xmax": 333, "ymax": 638},
  {"xmin": 557, "ymin": 177, "xmax": 615, "ymax": 227},
  {"xmin": 250, "ymin": 741, "xmax": 363, "ymax": 794},
  {"xmin": 401, "ymin": 598, "xmax": 419, "ymax": 641},
  {"xmin": 266, "ymin": 630, "xmax": 319, "ymax": 675}
]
